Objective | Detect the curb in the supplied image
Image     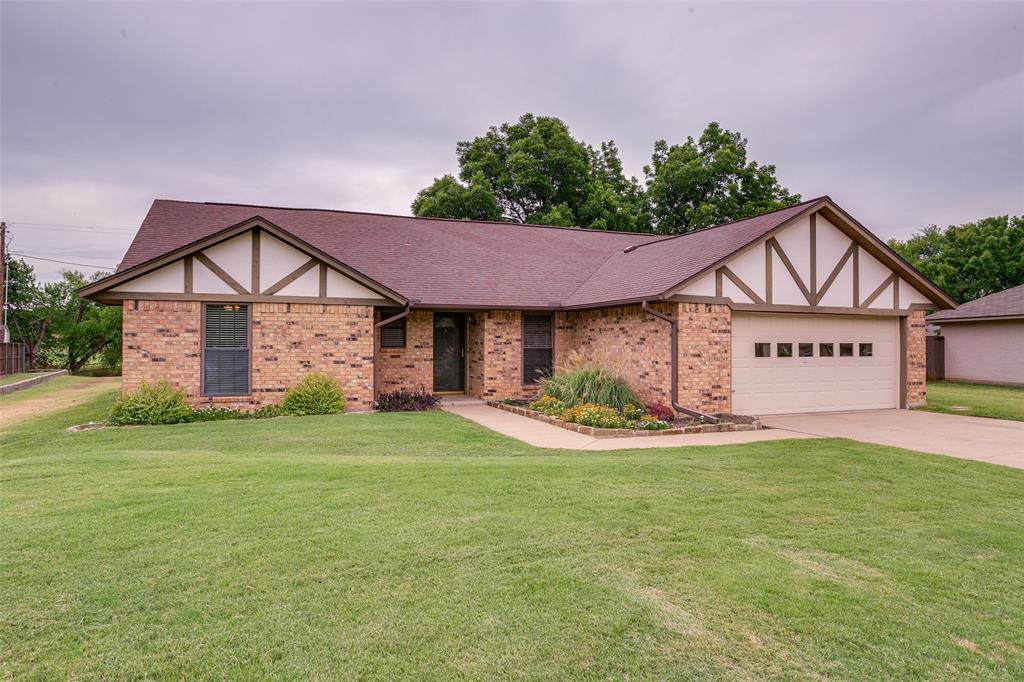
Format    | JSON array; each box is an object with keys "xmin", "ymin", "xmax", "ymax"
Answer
[{"xmin": 0, "ymin": 370, "xmax": 69, "ymax": 396}]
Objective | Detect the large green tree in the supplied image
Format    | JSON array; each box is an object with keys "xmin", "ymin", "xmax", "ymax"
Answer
[
  {"xmin": 888, "ymin": 216, "xmax": 1024, "ymax": 303},
  {"xmin": 644, "ymin": 122, "xmax": 800, "ymax": 234},
  {"xmin": 412, "ymin": 114, "xmax": 649, "ymax": 231}
]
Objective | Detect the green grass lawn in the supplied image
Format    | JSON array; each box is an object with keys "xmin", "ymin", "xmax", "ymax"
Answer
[
  {"xmin": 921, "ymin": 380, "xmax": 1024, "ymax": 421},
  {"xmin": 3, "ymin": 390, "xmax": 1023, "ymax": 679},
  {"xmin": 0, "ymin": 371, "xmax": 38, "ymax": 386}
]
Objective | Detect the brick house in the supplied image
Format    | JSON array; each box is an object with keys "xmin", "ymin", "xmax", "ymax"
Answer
[{"xmin": 80, "ymin": 196, "xmax": 955, "ymax": 416}]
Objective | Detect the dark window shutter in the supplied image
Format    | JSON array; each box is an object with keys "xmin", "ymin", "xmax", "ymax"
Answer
[
  {"xmin": 379, "ymin": 311, "xmax": 406, "ymax": 348},
  {"xmin": 203, "ymin": 304, "xmax": 250, "ymax": 396},
  {"xmin": 522, "ymin": 313, "xmax": 553, "ymax": 384}
]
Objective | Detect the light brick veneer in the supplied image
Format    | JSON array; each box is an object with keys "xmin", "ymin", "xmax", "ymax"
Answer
[
  {"xmin": 676, "ymin": 302, "xmax": 732, "ymax": 414},
  {"xmin": 903, "ymin": 309, "xmax": 927, "ymax": 407},
  {"xmin": 122, "ymin": 300, "xmax": 374, "ymax": 411},
  {"xmin": 478, "ymin": 310, "xmax": 534, "ymax": 400},
  {"xmin": 376, "ymin": 310, "xmax": 433, "ymax": 393}
]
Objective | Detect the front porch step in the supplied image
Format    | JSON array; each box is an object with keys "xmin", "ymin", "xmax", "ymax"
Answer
[{"xmin": 435, "ymin": 396, "xmax": 486, "ymax": 407}]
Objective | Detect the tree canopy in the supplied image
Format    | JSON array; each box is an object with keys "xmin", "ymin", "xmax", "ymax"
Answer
[
  {"xmin": 887, "ymin": 215, "xmax": 1024, "ymax": 303},
  {"xmin": 412, "ymin": 114, "xmax": 797, "ymax": 234}
]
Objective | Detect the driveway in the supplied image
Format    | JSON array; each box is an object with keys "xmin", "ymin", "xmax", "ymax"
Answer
[{"xmin": 762, "ymin": 409, "xmax": 1024, "ymax": 469}]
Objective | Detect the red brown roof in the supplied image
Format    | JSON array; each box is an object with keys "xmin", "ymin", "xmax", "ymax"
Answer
[
  {"xmin": 927, "ymin": 284, "xmax": 1024, "ymax": 322},
  {"xmin": 96, "ymin": 195, "xmax": 945, "ymax": 310}
]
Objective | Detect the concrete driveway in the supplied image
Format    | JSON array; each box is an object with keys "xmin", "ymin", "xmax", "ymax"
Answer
[{"xmin": 762, "ymin": 409, "xmax": 1024, "ymax": 469}]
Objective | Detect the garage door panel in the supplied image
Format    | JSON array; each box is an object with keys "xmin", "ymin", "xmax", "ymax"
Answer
[{"xmin": 731, "ymin": 313, "xmax": 899, "ymax": 416}]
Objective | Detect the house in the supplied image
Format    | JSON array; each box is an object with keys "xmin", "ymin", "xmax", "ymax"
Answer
[
  {"xmin": 80, "ymin": 196, "xmax": 955, "ymax": 417},
  {"xmin": 926, "ymin": 284, "xmax": 1024, "ymax": 386}
]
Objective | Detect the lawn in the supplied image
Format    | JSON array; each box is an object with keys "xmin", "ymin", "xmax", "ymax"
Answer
[
  {"xmin": 0, "ymin": 371, "xmax": 37, "ymax": 386},
  {"xmin": 2, "ymin": 389, "xmax": 1023, "ymax": 679},
  {"xmin": 921, "ymin": 380, "xmax": 1024, "ymax": 421}
]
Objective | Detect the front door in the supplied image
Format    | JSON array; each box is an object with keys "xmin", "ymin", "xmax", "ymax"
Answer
[{"xmin": 433, "ymin": 313, "xmax": 465, "ymax": 392}]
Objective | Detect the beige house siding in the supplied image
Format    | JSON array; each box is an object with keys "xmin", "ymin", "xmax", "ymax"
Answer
[{"xmin": 940, "ymin": 320, "xmax": 1024, "ymax": 386}]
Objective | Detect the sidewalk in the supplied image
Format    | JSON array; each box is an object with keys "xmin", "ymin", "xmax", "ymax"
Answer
[{"xmin": 442, "ymin": 403, "xmax": 815, "ymax": 450}]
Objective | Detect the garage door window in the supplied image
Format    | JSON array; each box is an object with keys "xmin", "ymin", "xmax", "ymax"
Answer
[
  {"xmin": 799, "ymin": 343, "xmax": 814, "ymax": 357},
  {"xmin": 777, "ymin": 343, "xmax": 793, "ymax": 358},
  {"xmin": 840, "ymin": 343, "xmax": 854, "ymax": 357},
  {"xmin": 859, "ymin": 343, "xmax": 873, "ymax": 357},
  {"xmin": 754, "ymin": 342, "xmax": 771, "ymax": 358},
  {"xmin": 819, "ymin": 343, "xmax": 834, "ymax": 357}
]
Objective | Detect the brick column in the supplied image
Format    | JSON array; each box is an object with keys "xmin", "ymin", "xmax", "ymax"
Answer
[
  {"xmin": 903, "ymin": 309, "xmax": 927, "ymax": 408},
  {"xmin": 676, "ymin": 302, "xmax": 732, "ymax": 414}
]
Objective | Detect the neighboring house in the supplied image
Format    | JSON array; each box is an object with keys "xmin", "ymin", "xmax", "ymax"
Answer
[
  {"xmin": 80, "ymin": 195, "xmax": 955, "ymax": 416},
  {"xmin": 926, "ymin": 284, "xmax": 1024, "ymax": 386}
]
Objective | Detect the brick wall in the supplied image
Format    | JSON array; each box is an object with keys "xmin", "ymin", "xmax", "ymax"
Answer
[
  {"xmin": 466, "ymin": 315, "xmax": 485, "ymax": 398},
  {"xmin": 479, "ymin": 310, "xmax": 534, "ymax": 400},
  {"xmin": 376, "ymin": 310, "xmax": 433, "ymax": 393},
  {"xmin": 676, "ymin": 302, "xmax": 732, "ymax": 414},
  {"xmin": 903, "ymin": 309, "xmax": 927, "ymax": 407},
  {"xmin": 562, "ymin": 304, "xmax": 673, "ymax": 406},
  {"xmin": 122, "ymin": 300, "xmax": 374, "ymax": 411}
]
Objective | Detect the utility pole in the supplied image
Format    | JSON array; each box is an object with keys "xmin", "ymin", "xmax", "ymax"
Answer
[{"xmin": 0, "ymin": 222, "xmax": 7, "ymax": 342}]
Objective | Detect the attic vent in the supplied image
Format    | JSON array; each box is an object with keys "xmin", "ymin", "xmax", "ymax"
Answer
[{"xmin": 623, "ymin": 244, "xmax": 640, "ymax": 253}]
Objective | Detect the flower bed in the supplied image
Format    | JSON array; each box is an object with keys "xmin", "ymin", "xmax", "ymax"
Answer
[{"xmin": 488, "ymin": 401, "xmax": 761, "ymax": 438}]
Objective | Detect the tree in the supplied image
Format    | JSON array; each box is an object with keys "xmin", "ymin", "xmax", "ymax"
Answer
[
  {"xmin": 643, "ymin": 122, "xmax": 800, "ymax": 234},
  {"xmin": 4, "ymin": 257, "xmax": 51, "ymax": 365},
  {"xmin": 888, "ymin": 216, "xmax": 1024, "ymax": 303},
  {"xmin": 39, "ymin": 271, "xmax": 122, "ymax": 373},
  {"xmin": 412, "ymin": 114, "xmax": 650, "ymax": 231}
]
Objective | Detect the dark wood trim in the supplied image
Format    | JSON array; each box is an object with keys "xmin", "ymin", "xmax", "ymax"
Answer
[
  {"xmin": 767, "ymin": 237, "xmax": 814, "ymax": 305},
  {"xmin": 809, "ymin": 212, "xmax": 817, "ymax": 298},
  {"xmin": 729, "ymin": 302, "xmax": 909, "ymax": 317},
  {"xmin": 720, "ymin": 266, "xmax": 765, "ymax": 304},
  {"xmin": 765, "ymin": 240, "xmax": 773, "ymax": 304},
  {"xmin": 251, "ymin": 228, "xmax": 260, "ymax": 295},
  {"xmin": 184, "ymin": 255, "xmax": 193, "ymax": 294},
  {"xmin": 930, "ymin": 314, "xmax": 1024, "ymax": 324},
  {"xmin": 261, "ymin": 258, "xmax": 319, "ymax": 296},
  {"xmin": 852, "ymin": 245, "xmax": 860, "ymax": 307},
  {"xmin": 814, "ymin": 243, "xmax": 855, "ymax": 305},
  {"xmin": 860, "ymin": 273, "xmax": 897, "ymax": 309},
  {"xmin": 98, "ymin": 291, "xmax": 387, "ymax": 306},
  {"xmin": 318, "ymin": 263, "xmax": 327, "ymax": 298},
  {"xmin": 715, "ymin": 269, "xmax": 724, "ymax": 297},
  {"xmin": 899, "ymin": 316, "xmax": 908, "ymax": 409},
  {"xmin": 668, "ymin": 294, "xmax": 733, "ymax": 305},
  {"xmin": 194, "ymin": 252, "xmax": 249, "ymax": 295}
]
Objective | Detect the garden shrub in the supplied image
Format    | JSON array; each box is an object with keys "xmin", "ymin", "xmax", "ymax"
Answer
[
  {"xmin": 633, "ymin": 415, "xmax": 670, "ymax": 430},
  {"xmin": 540, "ymin": 368, "xmax": 640, "ymax": 412},
  {"xmin": 375, "ymin": 389, "xmax": 440, "ymax": 412},
  {"xmin": 190, "ymin": 407, "xmax": 246, "ymax": 422},
  {"xmin": 620, "ymin": 403, "xmax": 646, "ymax": 420},
  {"xmin": 560, "ymin": 402, "xmax": 628, "ymax": 429},
  {"xmin": 528, "ymin": 395, "xmax": 566, "ymax": 416},
  {"xmin": 280, "ymin": 373, "xmax": 346, "ymax": 416},
  {"xmin": 646, "ymin": 403, "xmax": 676, "ymax": 423},
  {"xmin": 109, "ymin": 380, "xmax": 194, "ymax": 425}
]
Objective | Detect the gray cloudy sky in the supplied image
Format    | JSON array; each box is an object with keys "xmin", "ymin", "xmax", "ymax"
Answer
[{"xmin": 2, "ymin": 1, "xmax": 1022, "ymax": 281}]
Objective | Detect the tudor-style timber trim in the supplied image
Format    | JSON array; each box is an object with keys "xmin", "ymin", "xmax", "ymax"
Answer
[
  {"xmin": 717, "ymin": 266, "xmax": 765, "ymax": 304},
  {"xmin": 814, "ymin": 243, "xmax": 856, "ymax": 305},
  {"xmin": 251, "ymin": 228, "xmax": 261, "ymax": 295},
  {"xmin": 319, "ymin": 263, "xmax": 328, "ymax": 298},
  {"xmin": 107, "ymin": 292, "xmax": 388, "ymax": 306},
  {"xmin": 194, "ymin": 252, "xmax": 249, "ymax": 295},
  {"xmin": 78, "ymin": 215, "xmax": 406, "ymax": 305},
  {"xmin": 809, "ymin": 212, "xmax": 817, "ymax": 296},
  {"xmin": 262, "ymin": 257, "xmax": 319, "ymax": 296},
  {"xmin": 184, "ymin": 255, "xmax": 194, "ymax": 294},
  {"xmin": 767, "ymin": 237, "xmax": 814, "ymax": 305},
  {"xmin": 860, "ymin": 273, "xmax": 897, "ymax": 309}
]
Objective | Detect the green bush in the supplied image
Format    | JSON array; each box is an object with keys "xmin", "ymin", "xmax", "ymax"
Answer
[
  {"xmin": 540, "ymin": 368, "xmax": 640, "ymax": 412},
  {"xmin": 190, "ymin": 407, "xmax": 246, "ymax": 422},
  {"xmin": 280, "ymin": 373, "xmax": 346, "ymax": 416},
  {"xmin": 109, "ymin": 380, "xmax": 194, "ymax": 425}
]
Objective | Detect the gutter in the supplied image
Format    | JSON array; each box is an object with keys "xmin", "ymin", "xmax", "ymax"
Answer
[{"xmin": 641, "ymin": 300, "xmax": 719, "ymax": 424}]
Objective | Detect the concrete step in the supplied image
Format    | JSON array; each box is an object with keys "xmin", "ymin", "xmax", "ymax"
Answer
[{"xmin": 436, "ymin": 396, "xmax": 486, "ymax": 407}]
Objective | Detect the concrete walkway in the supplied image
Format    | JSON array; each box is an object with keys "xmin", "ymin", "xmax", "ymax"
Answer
[
  {"xmin": 442, "ymin": 403, "xmax": 815, "ymax": 450},
  {"xmin": 761, "ymin": 409, "xmax": 1024, "ymax": 469}
]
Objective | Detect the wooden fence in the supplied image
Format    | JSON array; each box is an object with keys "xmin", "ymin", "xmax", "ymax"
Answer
[
  {"xmin": 925, "ymin": 335, "xmax": 944, "ymax": 381},
  {"xmin": 0, "ymin": 342, "xmax": 27, "ymax": 375}
]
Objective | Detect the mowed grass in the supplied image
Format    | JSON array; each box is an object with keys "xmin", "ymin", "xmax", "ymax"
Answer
[
  {"xmin": 921, "ymin": 380, "xmax": 1024, "ymax": 421},
  {"xmin": 2, "ymin": 390, "xmax": 1023, "ymax": 679}
]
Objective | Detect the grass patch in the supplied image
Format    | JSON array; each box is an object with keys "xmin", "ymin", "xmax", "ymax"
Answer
[
  {"xmin": 0, "ymin": 371, "xmax": 47, "ymax": 386},
  {"xmin": 2, "ymin": 389, "xmax": 1023, "ymax": 678},
  {"xmin": 920, "ymin": 380, "xmax": 1024, "ymax": 421}
]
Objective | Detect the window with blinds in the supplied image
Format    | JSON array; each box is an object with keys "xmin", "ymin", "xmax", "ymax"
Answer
[
  {"xmin": 522, "ymin": 313, "xmax": 554, "ymax": 384},
  {"xmin": 203, "ymin": 304, "xmax": 250, "ymax": 396},
  {"xmin": 379, "ymin": 310, "xmax": 406, "ymax": 348}
]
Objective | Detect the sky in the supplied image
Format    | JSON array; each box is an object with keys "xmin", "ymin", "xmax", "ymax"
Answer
[{"xmin": 1, "ymin": 1, "xmax": 1022, "ymax": 282}]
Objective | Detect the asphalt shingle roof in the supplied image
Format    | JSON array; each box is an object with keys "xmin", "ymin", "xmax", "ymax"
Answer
[{"xmin": 927, "ymin": 284, "xmax": 1024, "ymax": 322}]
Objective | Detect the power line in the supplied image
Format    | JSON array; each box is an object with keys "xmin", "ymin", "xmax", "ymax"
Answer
[
  {"xmin": 9, "ymin": 251, "xmax": 116, "ymax": 269},
  {"xmin": 6, "ymin": 221, "xmax": 137, "ymax": 234}
]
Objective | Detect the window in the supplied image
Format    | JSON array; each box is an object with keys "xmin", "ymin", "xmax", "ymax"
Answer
[
  {"xmin": 840, "ymin": 342, "xmax": 854, "ymax": 357},
  {"xmin": 754, "ymin": 342, "xmax": 771, "ymax": 358},
  {"xmin": 203, "ymin": 304, "xmax": 249, "ymax": 396},
  {"xmin": 522, "ymin": 313, "xmax": 554, "ymax": 384},
  {"xmin": 859, "ymin": 343, "xmax": 873, "ymax": 357},
  {"xmin": 777, "ymin": 343, "xmax": 793, "ymax": 358},
  {"xmin": 799, "ymin": 343, "xmax": 814, "ymax": 357},
  {"xmin": 819, "ymin": 343, "xmax": 835, "ymax": 357},
  {"xmin": 379, "ymin": 309, "xmax": 407, "ymax": 348}
]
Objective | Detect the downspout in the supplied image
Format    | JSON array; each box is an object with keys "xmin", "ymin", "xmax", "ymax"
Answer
[
  {"xmin": 372, "ymin": 302, "xmax": 412, "ymax": 403},
  {"xmin": 641, "ymin": 300, "xmax": 719, "ymax": 424}
]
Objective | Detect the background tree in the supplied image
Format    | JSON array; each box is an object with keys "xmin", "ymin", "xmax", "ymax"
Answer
[
  {"xmin": 888, "ymin": 216, "xmax": 1024, "ymax": 303},
  {"xmin": 4, "ymin": 257, "xmax": 48, "ymax": 365},
  {"xmin": 413, "ymin": 114, "xmax": 650, "ymax": 231},
  {"xmin": 643, "ymin": 122, "xmax": 800, "ymax": 234}
]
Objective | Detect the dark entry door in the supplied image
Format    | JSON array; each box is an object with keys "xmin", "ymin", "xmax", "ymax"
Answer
[{"xmin": 433, "ymin": 313, "xmax": 465, "ymax": 392}]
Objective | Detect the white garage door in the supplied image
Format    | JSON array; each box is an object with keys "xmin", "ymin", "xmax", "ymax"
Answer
[{"xmin": 731, "ymin": 313, "xmax": 899, "ymax": 416}]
